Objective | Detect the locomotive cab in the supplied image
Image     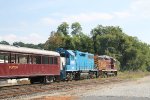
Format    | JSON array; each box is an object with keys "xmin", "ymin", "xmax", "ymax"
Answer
[{"xmin": 57, "ymin": 48, "xmax": 76, "ymax": 71}]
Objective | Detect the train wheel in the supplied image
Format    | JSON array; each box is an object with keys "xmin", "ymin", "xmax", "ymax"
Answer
[
  {"xmin": 101, "ymin": 72, "xmax": 105, "ymax": 78},
  {"xmin": 67, "ymin": 73, "xmax": 73, "ymax": 81},
  {"xmin": 44, "ymin": 76, "xmax": 54, "ymax": 84},
  {"xmin": 96, "ymin": 71, "xmax": 99, "ymax": 78},
  {"xmin": 39, "ymin": 77, "xmax": 45, "ymax": 83},
  {"xmin": 75, "ymin": 72, "xmax": 80, "ymax": 80},
  {"xmin": 30, "ymin": 78, "xmax": 35, "ymax": 84},
  {"xmin": 30, "ymin": 77, "xmax": 44, "ymax": 84},
  {"xmin": 114, "ymin": 71, "xmax": 117, "ymax": 76},
  {"xmin": 55, "ymin": 75, "xmax": 61, "ymax": 82}
]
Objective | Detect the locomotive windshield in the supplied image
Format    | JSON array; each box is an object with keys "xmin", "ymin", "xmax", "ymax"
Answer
[{"xmin": 60, "ymin": 53, "xmax": 65, "ymax": 57}]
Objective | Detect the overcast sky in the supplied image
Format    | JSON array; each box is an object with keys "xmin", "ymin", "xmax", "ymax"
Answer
[{"xmin": 0, "ymin": 0, "xmax": 149, "ymax": 44}]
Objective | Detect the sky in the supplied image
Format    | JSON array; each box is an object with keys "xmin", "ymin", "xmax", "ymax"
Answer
[{"xmin": 0, "ymin": 0, "xmax": 149, "ymax": 44}]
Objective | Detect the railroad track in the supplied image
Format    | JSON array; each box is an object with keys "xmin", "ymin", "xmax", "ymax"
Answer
[{"xmin": 0, "ymin": 77, "xmax": 122, "ymax": 100}]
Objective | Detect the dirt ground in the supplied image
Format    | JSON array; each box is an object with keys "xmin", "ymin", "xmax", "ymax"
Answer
[
  {"xmin": 30, "ymin": 75, "xmax": 150, "ymax": 100},
  {"xmin": 32, "ymin": 96, "xmax": 77, "ymax": 100}
]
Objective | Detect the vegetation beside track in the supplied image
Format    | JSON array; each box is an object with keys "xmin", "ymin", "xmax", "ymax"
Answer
[{"xmin": 117, "ymin": 71, "xmax": 150, "ymax": 80}]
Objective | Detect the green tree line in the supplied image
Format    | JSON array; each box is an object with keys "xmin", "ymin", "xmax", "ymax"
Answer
[
  {"xmin": 0, "ymin": 40, "xmax": 44, "ymax": 49},
  {"xmin": 1, "ymin": 22, "xmax": 150, "ymax": 71},
  {"xmin": 45, "ymin": 22, "xmax": 150, "ymax": 71}
]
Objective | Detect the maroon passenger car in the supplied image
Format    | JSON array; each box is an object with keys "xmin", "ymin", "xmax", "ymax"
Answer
[{"xmin": 0, "ymin": 44, "xmax": 60, "ymax": 83}]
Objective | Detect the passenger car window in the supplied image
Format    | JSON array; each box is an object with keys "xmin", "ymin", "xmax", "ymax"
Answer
[
  {"xmin": 49, "ymin": 57, "xmax": 53, "ymax": 64},
  {"xmin": 54, "ymin": 57, "xmax": 58, "ymax": 64}
]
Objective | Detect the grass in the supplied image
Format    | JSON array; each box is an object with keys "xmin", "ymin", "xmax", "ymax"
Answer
[{"xmin": 117, "ymin": 71, "xmax": 150, "ymax": 80}]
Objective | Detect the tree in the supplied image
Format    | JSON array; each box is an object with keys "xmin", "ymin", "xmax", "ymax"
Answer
[
  {"xmin": 0, "ymin": 40, "xmax": 9, "ymax": 45},
  {"xmin": 37, "ymin": 43, "xmax": 44, "ymax": 49},
  {"xmin": 64, "ymin": 35, "xmax": 74, "ymax": 49},
  {"xmin": 91, "ymin": 25, "xmax": 104, "ymax": 53},
  {"xmin": 13, "ymin": 42, "xmax": 25, "ymax": 47},
  {"xmin": 71, "ymin": 22, "xmax": 82, "ymax": 35},
  {"xmin": 25, "ymin": 43, "xmax": 38, "ymax": 49},
  {"xmin": 91, "ymin": 25, "xmax": 123, "ymax": 54},
  {"xmin": 57, "ymin": 22, "xmax": 69, "ymax": 36},
  {"xmin": 12, "ymin": 41, "xmax": 44, "ymax": 49},
  {"xmin": 45, "ymin": 32, "xmax": 65, "ymax": 50},
  {"xmin": 44, "ymin": 23, "xmax": 150, "ymax": 72}
]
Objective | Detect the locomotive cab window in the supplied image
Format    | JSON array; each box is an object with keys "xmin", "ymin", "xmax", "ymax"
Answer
[
  {"xmin": 71, "ymin": 56, "xmax": 74, "ymax": 60},
  {"xmin": 60, "ymin": 53, "xmax": 65, "ymax": 57},
  {"xmin": 73, "ymin": 51, "xmax": 77, "ymax": 56}
]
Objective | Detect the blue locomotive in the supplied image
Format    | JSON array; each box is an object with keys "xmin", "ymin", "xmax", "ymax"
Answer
[{"xmin": 56, "ymin": 48, "xmax": 98, "ymax": 80}]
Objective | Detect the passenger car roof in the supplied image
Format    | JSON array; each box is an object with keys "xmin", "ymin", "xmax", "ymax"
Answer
[{"xmin": 0, "ymin": 44, "xmax": 60, "ymax": 56}]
